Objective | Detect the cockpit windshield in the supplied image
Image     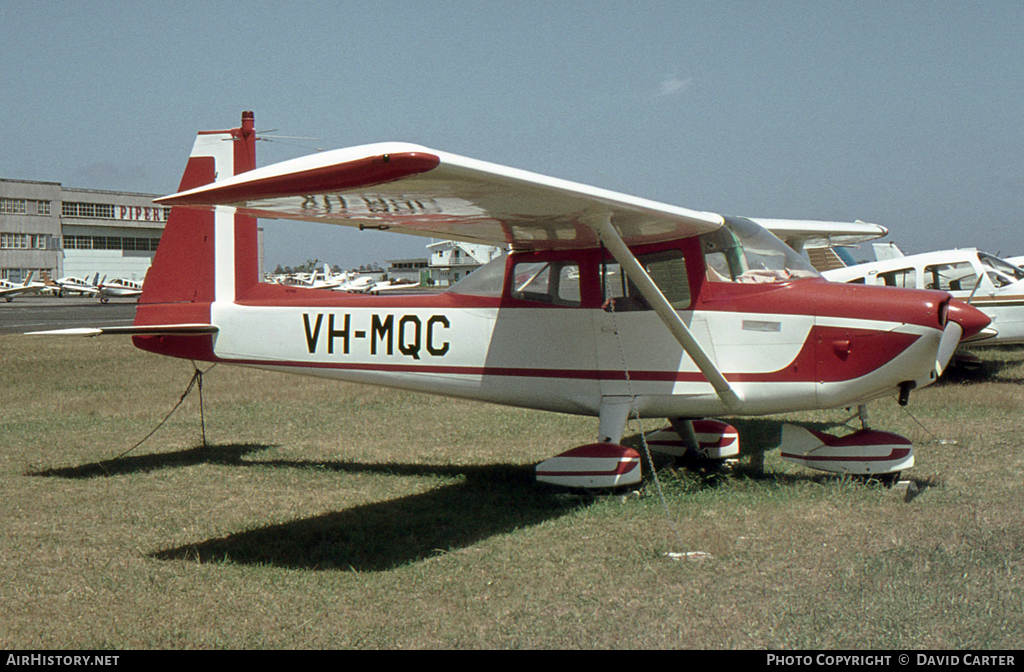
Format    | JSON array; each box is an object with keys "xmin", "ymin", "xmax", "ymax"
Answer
[
  {"xmin": 980, "ymin": 252, "xmax": 1024, "ymax": 288},
  {"xmin": 700, "ymin": 216, "xmax": 819, "ymax": 283}
]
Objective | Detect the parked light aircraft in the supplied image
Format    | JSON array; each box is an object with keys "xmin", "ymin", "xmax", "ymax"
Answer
[
  {"xmin": 0, "ymin": 272, "xmax": 44, "ymax": 302},
  {"xmin": 330, "ymin": 270, "xmax": 376, "ymax": 293},
  {"xmin": 365, "ymin": 277, "xmax": 420, "ymax": 294},
  {"xmin": 46, "ymin": 274, "xmax": 100, "ymax": 297},
  {"xmin": 96, "ymin": 277, "xmax": 144, "ymax": 302},
  {"xmin": 268, "ymin": 265, "xmax": 382, "ymax": 292},
  {"xmin": 33, "ymin": 112, "xmax": 991, "ymax": 486},
  {"xmin": 822, "ymin": 245, "xmax": 1024, "ymax": 345},
  {"xmin": 270, "ymin": 266, "xmax": 342, "ymax": 290}
]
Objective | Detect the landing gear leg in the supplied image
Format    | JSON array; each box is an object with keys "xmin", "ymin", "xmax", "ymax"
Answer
[
  {"xmin": 668, "ymin": 418, "xmax": 701, "ymax": 454},
  {"xmin": 652, "ymin": 417, "xmax": 740, "ymax": 468},
  {"xmin": 597, "ymin": 396, "xmax": 633, "ymax": 444},
  {"xmin": 842, "ymin": 404, "xmax": 870, "ymax": 430}
]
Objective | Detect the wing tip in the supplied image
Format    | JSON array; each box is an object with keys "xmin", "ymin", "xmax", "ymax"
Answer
[{"xmin": 156, "ymin": 147, "xmax": 441, "ymax": 207}]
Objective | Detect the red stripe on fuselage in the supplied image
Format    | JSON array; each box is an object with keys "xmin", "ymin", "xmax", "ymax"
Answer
[
  {"xmin": 700, "ymin": 278, "xmax": 946, "ymax": 329},
  {"xmin": 701, "ymin": 278, "xmax": 948, "ymax": 331},
  {"xmin": 189, "ymin": 324, "xmax": 917, "ymax": 384}
]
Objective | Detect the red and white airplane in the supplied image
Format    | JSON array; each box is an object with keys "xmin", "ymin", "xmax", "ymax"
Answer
[{"xmin": 36, "ymin": 112, "xmax": 990, "ymax": 487}]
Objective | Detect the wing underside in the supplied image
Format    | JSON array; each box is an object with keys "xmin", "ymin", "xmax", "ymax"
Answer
[{"xmin": 156, "ymin": 142, "xmax": 725, "ymax": 250}]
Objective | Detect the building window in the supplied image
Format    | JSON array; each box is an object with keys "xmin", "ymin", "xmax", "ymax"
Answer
[
  {"xmin": 58, "ymin": 235, "xmax": 159, "ymax": 251},
  {"xmin": 62, "ymin": 201, "xmax": 117, "ymax": 219},
  {"xmin": 1, "ymin": 198, "xmax": 27, "ymax": 214},
  {"xmin": 1, "ymin": 233, "xmax": 29, "ymax": 249}
]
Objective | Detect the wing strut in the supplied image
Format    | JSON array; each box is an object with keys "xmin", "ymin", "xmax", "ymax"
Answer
[{"xmin": 589, "ymin": 213, "xmax": 743, "ymax": 412}]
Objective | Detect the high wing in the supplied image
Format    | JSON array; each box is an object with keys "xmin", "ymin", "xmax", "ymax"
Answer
[
  {"xmin": 157, "ymin": 141, "xmax": 740, "ymax": 406},
  {"xmin": 156, "ymin": 142, "xmax": 725, "ymax": 250},
  {"xmin": 754, "ymin": 218, "xmax": 888, "ymax": 253}
]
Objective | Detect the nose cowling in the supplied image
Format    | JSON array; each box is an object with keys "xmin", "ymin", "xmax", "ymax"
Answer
[{"xmin": 946, "ymin": 300, "xmax": 991, "ymax": 341}]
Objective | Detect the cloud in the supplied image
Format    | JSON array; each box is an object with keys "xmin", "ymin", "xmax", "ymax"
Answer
[{"xmin": 656, "ymin": 74, "xmax": 694, "ymax": 98}]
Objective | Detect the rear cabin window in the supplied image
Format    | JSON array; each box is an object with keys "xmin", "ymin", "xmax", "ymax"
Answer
[
  {"xmin": 446, "ymin": 253, "xmax": 506, "ymax": 298},
  {"xmin": 510, "ymin": 261, "xmax": 581, "ymax": 306},
  {"xmin": 878, "ymin": 268, "xmax": 917, "ymax": 288}
]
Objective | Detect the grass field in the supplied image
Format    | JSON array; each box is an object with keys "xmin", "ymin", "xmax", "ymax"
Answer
[{"xmin": 1, "ymin": 335, "xmax": 1022, "ymax": 649}]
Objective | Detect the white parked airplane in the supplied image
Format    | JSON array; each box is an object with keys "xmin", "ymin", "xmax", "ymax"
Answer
[
  {"xmin": 0, "ymin": 272, "xmax": 45, "ymax": 302},
  {"xmin": 96, "ymin": 277, "xmax": 144, "ymax": 302},
  {"xmin": 330, "ymin": 270, "xmax": 376, "ymax": 293},
  {"xmin": 823, "ymin": 245, "xmax": 1024, "ymax": 345},
  {"xmin": 47, "ymin": 274, "xmax": 101, "ymax": 297},
  {"xmin": 32, "ymin": 112, "xmax": 991, "ymax": 486}
]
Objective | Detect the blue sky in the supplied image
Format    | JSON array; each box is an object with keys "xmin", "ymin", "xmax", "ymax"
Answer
[{"xmin": 3, "ymin": 1, "xmax": 1023, "ymax": 268}]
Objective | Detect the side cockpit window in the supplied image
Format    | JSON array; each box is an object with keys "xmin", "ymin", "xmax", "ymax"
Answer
[
  {"xmin": 879, "ymin": 268, "xmax": 917, "ymax": 288},
  {"xmin": 923, "ymin": 262, "xmax": 978, "ymax": 292},
  {"xmin": 602, "ymin": 248, "xmax": 691, "ymax": 312}
]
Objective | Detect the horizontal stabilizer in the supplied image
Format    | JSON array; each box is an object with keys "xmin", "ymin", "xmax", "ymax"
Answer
[{"xmin": 26, "ymin": 324, "xmax": 219, "ymax": 337}]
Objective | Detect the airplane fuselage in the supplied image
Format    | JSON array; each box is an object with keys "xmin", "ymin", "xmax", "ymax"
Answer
[{"xmin": 136, "ymin": 251, "xmax": 960, "ymax": 421}]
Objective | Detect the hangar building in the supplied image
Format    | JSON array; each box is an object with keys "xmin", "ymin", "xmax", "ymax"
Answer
[{"xmin": 0, "ymin": 178, "xmax": 166, "ymax": 284}]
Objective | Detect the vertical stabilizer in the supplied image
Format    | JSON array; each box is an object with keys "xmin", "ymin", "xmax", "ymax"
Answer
[
  {"xmin": 134, "ymin": 112, "xmax": 259, "ymax": 359},
  {"xmin": 873, "ymin": 242, "xmax": 905, "ymax": 261}
]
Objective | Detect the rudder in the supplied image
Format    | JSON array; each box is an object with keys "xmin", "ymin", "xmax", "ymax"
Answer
[
  {"xmin": 133, "ymin": 112, "xmax": 259, "ymax": 358},
  {"xmin": 137, "ymin": 111, "xmax": 258, "ymax": 322}
]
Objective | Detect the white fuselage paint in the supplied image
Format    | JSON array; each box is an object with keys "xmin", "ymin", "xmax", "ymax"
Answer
[{"xmin": 208, "ymin": 300, "xmax": 942, "ymax": 419}]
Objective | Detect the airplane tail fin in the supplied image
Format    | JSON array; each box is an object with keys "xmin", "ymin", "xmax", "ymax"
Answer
[
  {"xmin": 873, "ymin": 242, "xmax": 905, "ymax": 261},
  {"xmin": 134, "ymin": 111, "xmax": 259, "ymax": 358}
]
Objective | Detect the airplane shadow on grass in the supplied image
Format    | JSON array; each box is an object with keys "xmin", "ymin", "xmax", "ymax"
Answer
[
  {"xmin": 151, "ymin": 462, "xmax": 590, "ymax": 572},
  {"xmin": 30, "ymin": 416, "xmax": 889, "ymax": 572},
  {"xmin": 29, "ymin": 443, "xmax": 273, "ymax": 479},
  {"xmin": 31, "ymin": 444, "xmax": 592, "ymax": 572}
]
